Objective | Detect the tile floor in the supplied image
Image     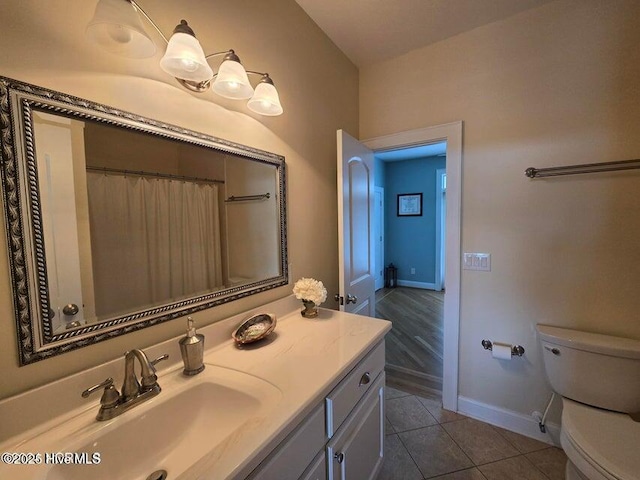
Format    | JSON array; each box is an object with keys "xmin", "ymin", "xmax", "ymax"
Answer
[{"xmin": 381, "ymin": 386, "xmax": 567, "ymax": 480}]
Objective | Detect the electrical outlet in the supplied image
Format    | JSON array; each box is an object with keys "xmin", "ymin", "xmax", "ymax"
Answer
[{"xmin": 410, "ymin": 267, "xmax": 415, "ymax": 275}]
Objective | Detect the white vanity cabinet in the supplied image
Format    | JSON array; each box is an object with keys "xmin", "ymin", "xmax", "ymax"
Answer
[
  {"xmin": 247, "ymin": 341, "xmax": 386, "ymax": 480},
  {"xmin": 300, "ymin": 451, "xmax": 327, "ymax": 480},
  {"xmin": 0, "ymin": 294, "xmax": 392, "ymax": 480},
  {"xmin": 247, "ymin": 404, "xmax": 326, "ymax": 480}
]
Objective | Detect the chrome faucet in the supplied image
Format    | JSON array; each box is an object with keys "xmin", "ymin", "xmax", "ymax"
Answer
[
  {"xmin": 82, "ymin": 349, "xmax": 169, "ymax": 421},
  {"xmin": 122, "ymin": 349, "xmax": 162, "ymax": 401}
]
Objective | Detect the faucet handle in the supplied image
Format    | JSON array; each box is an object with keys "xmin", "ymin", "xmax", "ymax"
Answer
[
  {"xmin": 82, "ymin": 377, "xmax": 113, "ymax": 397},
  {"xmin": 141, "ymin": 353, "xmax": 169, "ymax": 390},
  {"xmin": 82, "ymin": 377, "xmax": 120, "ymax": 408},
  {"xmin": 151, "ymin": 353, "xmax": 169, "ymax": 367}
]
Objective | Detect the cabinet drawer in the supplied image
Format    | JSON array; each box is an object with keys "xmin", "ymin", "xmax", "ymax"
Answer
[
  {"xmin": 326, "ymin": 341, "xmax": 385, "ymax": 437},
  {"xmin": 299, "ymin": 450, "xmax": 326, "ymax": 480},
  {"xmin": 327, "ymin": 373, "xmax": 385, "ymax": 480},
  {"xmin": 249, "ymin": 404, "xmax": 325, "ymax": 480}
]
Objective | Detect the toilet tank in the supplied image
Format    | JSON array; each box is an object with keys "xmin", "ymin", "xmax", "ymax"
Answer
[{"xmin": 537, "ymin": 325, "xmax": 640, "ymax": 414}]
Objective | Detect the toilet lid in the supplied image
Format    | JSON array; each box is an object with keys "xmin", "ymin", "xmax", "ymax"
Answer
[{"xmin": 562, "ymin": 398, "xmax": 640, "ymax": 480}]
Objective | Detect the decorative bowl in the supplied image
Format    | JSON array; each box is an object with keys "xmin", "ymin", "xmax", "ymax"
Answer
[{"xmin": 232, "ymin": 313, "xmax": 277, "ymax": 345}]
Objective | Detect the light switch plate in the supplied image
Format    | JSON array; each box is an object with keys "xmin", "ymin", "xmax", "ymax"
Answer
[{"xmin": 463, "ymin": 253, "xmax": 491, "ymax": 271}]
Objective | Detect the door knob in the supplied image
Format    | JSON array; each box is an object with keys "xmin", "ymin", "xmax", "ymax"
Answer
[
  {"xmin": 346, "ymin": 294, "xmax": 358, "ymax": 304},
  {"xmin": 334, "ymin": 294, "xmax": 344, "ymax": 305},
  {"xmin": 63, "ymin": 303, "xmax": 79, "ymax": 316}
]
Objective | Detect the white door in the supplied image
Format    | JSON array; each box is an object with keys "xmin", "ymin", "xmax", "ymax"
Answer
[
  {"xmin": 337, "ymin": 130, "xmax": 375, "ymax": 316},
  {"xmin": 34, "ymin": 114, "xmax": 85, "ymax": 332}
]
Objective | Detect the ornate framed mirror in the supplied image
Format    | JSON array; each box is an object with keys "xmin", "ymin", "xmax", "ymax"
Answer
[{"xmin": 0, "ymin": 77, "xmax": 287, "ymax": 364}]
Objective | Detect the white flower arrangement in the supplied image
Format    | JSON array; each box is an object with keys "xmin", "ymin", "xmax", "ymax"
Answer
[{"xmin": 293, "ymin": 277, "xmax": 327, "ymax": 305}]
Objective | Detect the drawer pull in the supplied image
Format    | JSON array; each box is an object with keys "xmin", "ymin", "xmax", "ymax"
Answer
[
  {"xmin": 359, "ymin": 372, "xmax": 371, "ymax": 386},
  {"xmin": 334, "ymin": 452, "xmax": 344, "ymax": 464}
]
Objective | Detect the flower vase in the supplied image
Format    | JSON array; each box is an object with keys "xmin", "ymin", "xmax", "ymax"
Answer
[{"xmin": 301, "ymin": 300, "xmax": 318, "ymax": 318}]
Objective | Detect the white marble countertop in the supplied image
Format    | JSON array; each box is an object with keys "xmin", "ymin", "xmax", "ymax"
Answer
[
  {"xmin": 192, "ymin": 306, "xmax": 391, "ymax": 479},
  {"xmin": 0, "ymin": 295, "xmax": 391, "ymax": 480}
]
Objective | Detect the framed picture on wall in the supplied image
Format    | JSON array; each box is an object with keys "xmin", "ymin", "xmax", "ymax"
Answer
[{"xmin": 397, "ymin": 193, "xmax": 423, "ymax": 216}]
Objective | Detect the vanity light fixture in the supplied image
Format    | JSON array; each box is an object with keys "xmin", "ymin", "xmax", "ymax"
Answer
[
  {"xmin": 86, "ymin": 0, "xmax": 283, "ymax": 116},
  {"xmin": 85, "ymin": 0, "xmax": 156, "ymax": 58}
]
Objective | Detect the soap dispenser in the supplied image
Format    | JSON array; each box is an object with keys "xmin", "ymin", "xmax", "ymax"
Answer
[{"xmin": 179, "ymin": 317, "xmax": 205, "ymax": 376}]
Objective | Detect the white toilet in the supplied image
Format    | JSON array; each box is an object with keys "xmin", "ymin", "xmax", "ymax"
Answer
[{"xmin": 537, "ymin": 325, "xmax": 640, "ymax": 480}]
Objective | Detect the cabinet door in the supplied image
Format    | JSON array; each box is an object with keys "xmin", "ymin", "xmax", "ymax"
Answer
[
  {"xmin": 327, "ymin": 373, "xmax": 384, "ymax": 480},
  {"xmin": 249, "ymin": 404, "xmax": 325, "ymax": 480}
]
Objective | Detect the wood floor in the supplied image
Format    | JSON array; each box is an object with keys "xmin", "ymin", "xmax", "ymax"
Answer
[{"xmin": 375, "ymin": 287, "xmax": 444, "ymax": 394}]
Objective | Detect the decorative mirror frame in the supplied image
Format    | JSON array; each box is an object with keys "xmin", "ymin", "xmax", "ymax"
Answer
[{"xmin": 0, "ymin": 77, "xmax": 288, "ymax": 365}]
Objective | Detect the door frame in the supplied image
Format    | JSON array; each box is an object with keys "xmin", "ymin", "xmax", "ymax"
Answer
[
  {"xmin": 363, "ymin": 121, "xmax": 462, "ymax": 412},
  {"xmin": 374, "ymin": 186, "xmax": 384, "ymax": 291},
  {"xmin": 435, "ymin": 168, "xmax": 446, "ymax": 292}
]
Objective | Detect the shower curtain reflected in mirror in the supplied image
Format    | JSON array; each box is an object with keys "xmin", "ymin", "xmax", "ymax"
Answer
[{"xmin": 86, "ymin": 172, "xmax": 223, "ymax": 320}]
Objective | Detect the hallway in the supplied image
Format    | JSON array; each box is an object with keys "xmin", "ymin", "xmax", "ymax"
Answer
[{"xmin": 376, "ymin": 287, "xmax": 444, "ymax": 393}]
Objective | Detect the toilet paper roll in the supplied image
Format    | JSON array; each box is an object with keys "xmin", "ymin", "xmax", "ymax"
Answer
[{"xmin": 492, "ymin": 342, "xmax": 512, "ymax": 360}]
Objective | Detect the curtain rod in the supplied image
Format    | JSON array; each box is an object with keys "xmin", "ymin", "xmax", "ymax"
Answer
[
  {"xmin": 525, "ymin": 159, "xmax": 640, "ymax": 178},
  {"xmin": 86, "ymin": 166, "xmax": 225, "ymax": 185}
]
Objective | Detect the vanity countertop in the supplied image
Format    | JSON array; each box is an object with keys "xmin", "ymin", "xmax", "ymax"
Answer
[
  {"xmin": 193, "ymin": 307, "xmax": 391, "ymax": 479},
  {"xmin": 0, "ymin": 296, "xmax": 391, "ymax": 480}
]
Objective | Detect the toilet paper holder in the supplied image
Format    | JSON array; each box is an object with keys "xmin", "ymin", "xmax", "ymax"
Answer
[{"xmin": 481, "ymin": 339, "xmax": 525, "ymax": 357}]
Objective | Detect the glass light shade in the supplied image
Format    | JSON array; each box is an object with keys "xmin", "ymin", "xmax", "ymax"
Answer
[
  {"xmin": 247, "ymin": 82, "xmax": 283, "ymax": 116},
  {"xmin": 160, "ymin": 32, "xmax": 213, "ymax": 83},
  {"xmin": 211, "ymin": 60, "xmax": 254, "ymax": 100},
  {"xmin": 85, "ymin": 0, "xmax": 156, "ymax": 58}
]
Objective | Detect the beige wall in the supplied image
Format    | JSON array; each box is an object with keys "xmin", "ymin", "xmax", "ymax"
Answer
[
  {"xmin": 225, "ymin": 158, "xmax": 280, "ymax": 282},
  {"xmin": 0, "ymin": 0, "xmax": 358, "ymax": 399},
  {"xmin": 84, "ymin": 122, "xmax": 181, "ymax": 173},
  {"xmin": 361, "ymin": 0, "xmax": 640, "ymax": 419},
  {"xmin": 7, "ymin": 0, "xmax": 637, "ymax": 424}
]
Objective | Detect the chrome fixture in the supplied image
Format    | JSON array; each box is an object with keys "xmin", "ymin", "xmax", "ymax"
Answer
[
  {"xmin": 481, "ymin": 339, "xmax": 525, "ymax": 357},
  {"xmin": 62, "ymin": 303, "xmax": 80, "ymax": 316},
  {"xmin": 333, "ymin": 294, "xmax": 358, "ymax": 306},
  {"xmin": 85, "ymin": 0, "xmax": 283, "ymax": 116},
  {"xmin": 179, "ymin": 317, "xmax": 205, "ymax": 376},
  {"xmin": 525, "ymin": 158, "xmax": 640, "ymax": 178},
  {"xmin": 146, "ymin": 471, "xmax": 168, "ymax": 480},
  {"xmin": 82, "ymin": 349, "xmax": 169, "ymax": 421},
  {"xmin": 225, "ymin": 193, "xmax": 271, "ymax": 202}
]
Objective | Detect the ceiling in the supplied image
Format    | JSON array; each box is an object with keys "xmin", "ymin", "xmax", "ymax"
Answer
[{"xmin": 294, "ymin": 0, "xmax": 555, "ymax": 67}]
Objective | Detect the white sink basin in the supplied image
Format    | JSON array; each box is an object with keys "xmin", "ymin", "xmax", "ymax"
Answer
[{"xmin": 0, "ymin": 366, "xmax": 281, "ymax": 480}]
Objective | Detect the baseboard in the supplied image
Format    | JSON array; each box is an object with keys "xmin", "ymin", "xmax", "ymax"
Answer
[
  {"xmin": 397, "ymin": 280, "xmax": 437, "ymax": 290},
  {"xmin": 457, "ymin": 396, "xmax": 561, "ymax": 447},
  {"xmin": 385, "ymin": 364, "xmax": 442, "ymax": 395}
]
